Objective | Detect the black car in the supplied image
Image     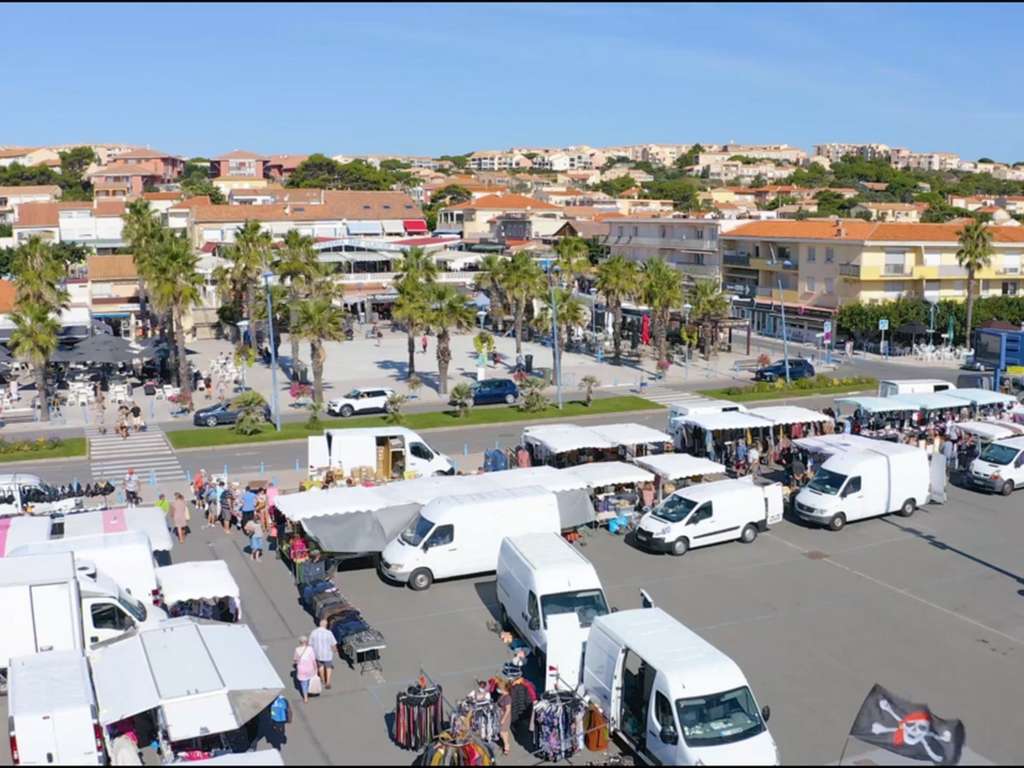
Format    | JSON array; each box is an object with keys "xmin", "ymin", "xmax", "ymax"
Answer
[
  {"xmin": 754, "ymin": 358, "xmax": 815, "ymax": 382},
  {"xmin": 452, "ymin": 378, "xmax": 520, "ymax": 406},
  {"xmin": 193, "ymin": 401, "xmax": 272, "ymax": 427}
]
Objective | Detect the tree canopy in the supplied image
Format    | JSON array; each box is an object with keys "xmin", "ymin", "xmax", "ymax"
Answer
[{"xmin": 287, "ymin": 154, "xmax": 402, "ymax": 190}]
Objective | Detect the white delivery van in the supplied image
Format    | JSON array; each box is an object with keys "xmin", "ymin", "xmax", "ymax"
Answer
[
  {"xmin": 633, "ymin": 478, "xmax": 785, "ymax": 557},
  {"xmin": 666, "ymin": 398, "xmax": 748, "ymax": 450},
  {"xmin": 308, "ymin": 427, "xmax": 455, "ymax": 479},
  {"xmin": 380, "ymin": 486, "xmax": 561, "ymax": 591},
  {"xmin": 877, "ymin": 378, "xmax": 954, "ymax": 397},
  {"xmin": 0, "ymin": 553, "xmax": 161, "ymax": 694},
  {"xmin": 583, "ymin": 607, "xmax": 779, "ymax": 766},
  {"xmin": 7, "ymin": 650, "xmax": 104, "ymax": 766},
  {"xmin": 496, "ymin": 533, "xmax": 609, "ymax": 655},
  {"xmin": 968, "ymin": 436, "xmax": 1024, "ymax": 496},
  {"xmin": 795, "ymin": 442, "xmax": 930, "ymax": 531}
]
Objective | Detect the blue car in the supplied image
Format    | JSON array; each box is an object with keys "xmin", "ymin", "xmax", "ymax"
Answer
[
  {"xmin": 193, "ymin": 401, "xmax": 272, "ymax": 427},
  {"xmin": 467, "ymin": 378, "xmax": 520, "ymax": 406},
  {"xmin": 754, "ymin": 358, "xmax": 815, "ymax": 382}
]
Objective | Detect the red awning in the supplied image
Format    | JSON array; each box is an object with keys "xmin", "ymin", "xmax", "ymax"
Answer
[
  {"xmin": 403, "ymin": 219, "xmax": 428, "ymax": 233},
  {"xmin": 200, "ymin": 243, "xmax": 219, "ymax": 253}
]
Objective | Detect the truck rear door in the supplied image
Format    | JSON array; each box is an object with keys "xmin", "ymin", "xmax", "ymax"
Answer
[
  {"xmin": 52, "ymin": 706, "xmax": 100, "ymax": 765},
  {"xmin": 31, "ymin": 583, "xmax": 77, "ymax": 653},
  {"xmin": 763, "ymin": 485, "xmax": 784, "ymax": 526}
]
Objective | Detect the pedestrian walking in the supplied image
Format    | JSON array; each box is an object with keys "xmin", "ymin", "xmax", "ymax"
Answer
[
  {"xmin": 130, "ymin": 401, "xmax": 143, "ymax": 431},
  {"xmin": 205, "ymin": 481, "xmax": 221, "ymax": 528},
  {"xmin": 155, "ymin": 492, "xmax": 170, "ymax": 520},
  {"xmin": 421, "ymin": 334, "xmax": 428, "ymax": 355},
  {"xmin": 240, "ymin": 484, "xmax": 257, "ymax": 529},
  {"xmin": 245, "ymin": 518, "xmax": 264, "ymax": 561},
  {"xmin": 496, "ymin": 680, "xmax": 512, "ymax": 756},
  {"xmin": 219, "ymin": 481, "xmax": 234, "ymax": 533},
  {"xmin": 293, "ymin": 636, "xmax": 317, "ymax": 703},
  {"xmin": 309, "ymin": 619, "xmax": 337, "ymax": 690},
  {"xmin": 171, "ymin": 492, "xmax": 189, "ymax": 544},
  {"xmin": 124, "ymin": 468, "xmax": 140, "ymax": 507}
]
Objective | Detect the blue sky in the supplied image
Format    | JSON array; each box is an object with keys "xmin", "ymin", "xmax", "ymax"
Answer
[{"xmin": 4, "ymin": 3, "xmax": 1023, "ymax": 161}]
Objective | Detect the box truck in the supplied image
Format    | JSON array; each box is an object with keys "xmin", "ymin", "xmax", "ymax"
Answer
[
  {"xmin": 380, "ymin": 486, "xmax": 561, "ymax": 591},
  {"xmin": 794, "ymin": 442, "xmax": 930, "ymax": 530},
  {"xmin": 308, "ymin": 427, "xmax": 455, "ymax": 480},
  {"xmin": 582, "ymin": 607, "xmax": 779, "ymax": 765},
  {"xmin": 633, "ymin": 477, "xmax": 785, "ymax": 557}
]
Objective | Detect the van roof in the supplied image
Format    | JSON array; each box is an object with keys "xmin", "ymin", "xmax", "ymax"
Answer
[
  {"xmin": 667, "ymin": 397, "xmax": 749, "ymax": 416},
  {"xmin": 9, "ymin": 650, "xmax": 94, "ymax": 716},
  {"xmin": 594, "ymin": 608, "xmax": 746, "ymax": 693},
  {"xmin": 325, "ymin": 427, "xmax": 420, "ymax": 439},
  {"xmin": 992, "ymin": 436, "xmax": 1024, "ymax": 450},
  {"xmin": 504, "ymin": 532, "xmax": 595, "ymax": 573},
  {"xmin": 879, "ymin": 378, "xmax": 954, "ymax": 386},
  {"xmin": 422, "ymin": 485, "xmax": 554, "ymax": 519},
  {"xmin": 672, "ymin": 476, "xmax": 761, "ymax": 504},
  {"xmin": 0, "ymin": 551, "xmax": 76, "ymax": 586}
]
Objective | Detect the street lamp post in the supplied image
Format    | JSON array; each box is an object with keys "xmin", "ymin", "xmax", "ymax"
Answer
[
  {"xmin": 777, "ymin": 278, "xmax": 791, "ymax": 384},
  {"xmin": 550, "ymin": 268, "xmax": 563, "ymax": 409},
  {"xmin": 262, "ymin": 271, "xmax": 282, "ymax": 432}
]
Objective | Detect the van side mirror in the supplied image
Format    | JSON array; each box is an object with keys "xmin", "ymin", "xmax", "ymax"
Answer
[
  {"xmin": 660, "ymin": 725, "xmax": 678, "ymax": 745},
  {"xmin": 761, "ymin": 705, "xmax": 771, "ymax": 722},
  {"xmin": 528, "ymin": 617, "xmax": 540, "ymax": 631}
]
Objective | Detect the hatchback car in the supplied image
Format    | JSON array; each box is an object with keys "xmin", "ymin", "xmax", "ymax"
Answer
[
  {"xmin": 469, "ymin": 378, "xmax": 519, "ymax": 406},
  {"xmin": 326, "ymin": 387, "xmax": 395, "ymax": 417},
  {"xmin": 754, "ymin": 358, "xmax": 815, "ymax": 382},
  {"xmin": 193, "ymin": 401, "xmax": 272, "ymax": 427}
]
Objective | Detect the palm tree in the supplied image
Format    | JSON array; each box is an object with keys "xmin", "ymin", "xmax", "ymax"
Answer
[
  {"xmin": 580, "ymin": 375, "xmax": 600, "ymax": 407},
  {"xmin": 9, "ymin": 303, "xmax": 59, "ymax": 422},
  {"xmin": 641, "ymin": 257, "xmax": 684, "ymax": 369},
  {"xmin": 292, "ymin": 296, "xmax": 347, "ymax": 408},
  {"xmin": 11, "ymin": 237, "xmax": 68, "ymax": 309},
  {"xmin": 430, "ymin": 285, "xmax": 476, "ymax": 395},
  {"xmin": 147, "ymin": 232, "xmax": 204, "ymax": 402},
  {"xmin": 232, "ymin": 220, "xmax": 273, "ymax": 348},
  {"xmin": 555, "ymin": 236, "xmax": 592, "ymax": 291},
  {"xmin": 690, "ymin": 279, "xmax": 731, "ymax": 358},
  {"xmin": 595, "ymin": 254, "xmax": 639, "ymax": 365},
  {"xmin": 473, "ymin": 254, "xmax": 510, "ymax": 332},
  {"xmin": 956, "ymin": 220, "xmax": 994, "ymax": 347},
  {"xmin": 501, "ymin": 251, "xmax": 544, "ymax": 357},
  {"xmin": 393, "ymin": 247, "xmax": 438, "ymax": 378},
  {"xmin": 535, "ymin": 287, "xmax": 586, "ymax": 372},
  {"xmin": 273, "ymin": 230, "xmax": 322, "ymax": 376},
  {"xmin": 449, "ymin": 382, "xmax": 474, "ymax": 418},
  {"xmin": 122, "ymin": 199, "xmax": 162, "ymax": 331},
  {"xmin": 231, "ymin": 391, "xmax": 269, "ymax": 435}
]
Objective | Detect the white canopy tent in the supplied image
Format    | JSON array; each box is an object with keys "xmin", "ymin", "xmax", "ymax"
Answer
[
  {"xmin": 955, "ymin": 420, "xmax": 1024, "ymax": 442},
  {"xmin": 793, "ymin": 433, "xmax": 894, "ymax": 457},
  {"xmin": 564, "ymin": 461, "xmax": 655, "ymax": 489},
  {"xmin": 91, "ymin": 618, "xmax": 284, "ymax": 743},
  {"xmin": 889, "ymin": 392, "xmax": 972, "ymax": 411},
  {"xmin": 157, "ymin": 561, "xmax": 241, "ymax": 607},
  {"xmin": 632, "ymin": 454, "xmax": 727, "ymax": 480},
  {"xmin": 748, "ymin": 405, "xmax": 832, "ymax": 426},
  {"xmin": 522, "ymin": 424, "xmax": 616, "ymax": 454},
  {"xmin": 60, "ymin": 506, "xmax": 175, "ymax": 553},
  {"xmin": 674, "ymin": 411, "xmax": 775, "ymax": 432},
  {"xmin": 587, "ymin": 423, "xmax": 673, "ymax": 450},
  {"xmin": 834, "ymin": 396, "xmax": 916, "ymax": 414},
  {"xmin": 947, "ymin": 388, "xmax": 1018, "ymax": 407}
]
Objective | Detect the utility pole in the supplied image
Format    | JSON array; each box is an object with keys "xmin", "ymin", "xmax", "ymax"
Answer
[{"xmin": 778, "ymin": 278, "xmax": 791, "ymax": 384}]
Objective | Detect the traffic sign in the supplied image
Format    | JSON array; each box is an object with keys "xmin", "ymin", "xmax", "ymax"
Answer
[
  {"xmin": 823, "ymin": 321, "xmax": 832, "ymax": 334},
  {"xmin": 878, "ymin": 318, "xmax": 889, "ymax": 331}
]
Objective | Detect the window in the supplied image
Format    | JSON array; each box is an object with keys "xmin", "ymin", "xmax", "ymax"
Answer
[
  {"xmin": 844, "ymin": 476, "xmax": 862, "ymax": 495},
  {"xmin": 676, "ymin": 686, "xmax": 764, "ymax": 747},
  {"xmin": 409, "ymin": 442, "xmax": 434, "ymax": 461},
  {"xmin": 1003, "ymin": 281, "xmax": 1019, "ymax": 296},
  {"xmin": 655, "ymin": 691, "xmax": 676, "ymax": 733},
  {"xmin": 540, "ymin": 589, "xmax": 609, "ymax": 629},
  {"xmin": 633, "ymin": 226, "xmax": 639, "ymax": 236},
  {"xmin": 425, "ymin": 524, "xmax": 454, "ymax": 548},
  {"xmin": 659, "ymin": 225, "xmax": 667, "ymax": 238},
  {"xmin": 617, "ymin": 226, "xmax": 624, "ymax": 237},
  {"xmin": 688, "ymin": 502, "xmax": 713, "ymax": 525},
  {"xmin": 825, "ymin": 278, "xmax": 835, "ymax": 294},
  {"xmin": 527, "ymin": 591, "xmax": 540, "ymax": 625},
  {"xmin": 807, "ymin": 246, "xmax": 816, "ymax": 262},
  {"xmin": 805, "ymin": 277, "xmax": 816, "ymax": 292},
  {"xmin": 91, "ymin": 604, "xmax": 131, "ymax": 631},
  {"xmin": 825, "ymin": 247, "xmax": 835, "ymax": 263}
]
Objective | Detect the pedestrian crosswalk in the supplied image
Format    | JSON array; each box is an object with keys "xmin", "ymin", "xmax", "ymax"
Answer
[{"xmin": 86, "ymin": 425, "xmax": 186, "ymax": 485}]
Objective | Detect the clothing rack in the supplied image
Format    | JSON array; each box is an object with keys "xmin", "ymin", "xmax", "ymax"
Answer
[{"xmin": 393, "ymin": 678, "xmax": 445, "ymax": 751}]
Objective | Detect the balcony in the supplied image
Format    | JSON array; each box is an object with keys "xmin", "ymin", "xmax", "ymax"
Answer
[
  {"xmin": 839, "ymin": 263, "xmax": 861, "ymax": 278},
  {"xmin": 750, "ymin": 257, "xmax": 799, "ymax": 271},
  {"xmin": 882, "ymin": 264, "xmax": 910, "ymax": 276},
  {"xmin": 723, "ymin": 252, "xmax": 751, "ymax": 267},
  {"xmin": 335, "ymin": 271, "xmax": 478, "ymax": 286}
]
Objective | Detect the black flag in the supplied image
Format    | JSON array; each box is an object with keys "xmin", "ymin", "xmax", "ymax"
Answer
[{"xmin": 849, "ymin": 684, "xmax": 965, "ymax": 765}]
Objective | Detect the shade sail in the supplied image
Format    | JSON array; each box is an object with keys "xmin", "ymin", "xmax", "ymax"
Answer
[
  {"xmin": 587, "ymin": 423, "xmax": 673, "ymax": 448},
  {"xmin": 157, "ymin": 561, "xmax": 240, "ymax": 605},
  {"xmin": 835, "ymin": 396, "xmax": 916, "ymax": 414},
  {"xmin": 888, "ymin": 392, "xmax": 970, "ymax": 411},
  {"xmin": 674, "ymin": 411, "xmax": 775, "ymax": 432},
  {"xmin": 632, "ymin": 454, "xmax": 727, "ymax": 480},
  {"xmin": 563, "ymin": 461, "xmax": 654, "ymax": 488},
  {"xmin": 522, "ymin": 424, "xmax": 615, "ymax": 453},
  {"xmin": 748, "ymin": 406, "xmax": 832, "ymax": 425},
  {"xmin": 947, "ymin": 388, "xmax": 1018, "ymax": 407}
]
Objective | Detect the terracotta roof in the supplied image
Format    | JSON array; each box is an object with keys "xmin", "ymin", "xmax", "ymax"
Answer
[
  {"xmin": 114, "ymin": 148, "xmax": 180, "ymax": 160},
  {"xmin": 215, "ymin": 150, "xmax": 267, "ymax": 160},
  {"xmin": 558, "ymin": 220, "xmax": 609, "ymax": 238},
  {"xmin": 189, "ymin": 190, "xmax": 422, "ymax": 224},
  {"xmin": 13, "ymin": 202, "xmax": 59, "ymax": 228},
  {"xmin": 0, "ymin": 280, "xmax": 16, "ymax": 313},
  {"xmin": 0, "ymin": 147, "xmax": 36, "ymax": 159},
  {"xmin": 89, "ymin": 160, "xmax": 163, "ymax": 176},
  {"xmin": 0, "ymin": 185, "xmax": 62, "ymax": 198},
  {"xmin": 723, "ymin": 219, "xmax": 1024, "ymax": 243},
  {"xmin": 267, "ymin": 154, "xmax": 308, "ymax": 169},
  {"xmin": 93, "ymin": 200, "xmax": 126, "ymax": 217},
  {"xmin": 445, "ymin": 193, "xmax": 560, "ymax": 212},
  {"xmin": 142, "ymin": 191, "xmax": 182, "ymax": 201},
  {"xmin": 87, "ymin": 254, "xmax": 138, "ymax": 280},
  {"xmin": 855, "ymin": 202, "xmax": 926, "ymax": 211},
  {"xmin": 168, "ymin": 196, "xmax": 212, "ymax": 211}
]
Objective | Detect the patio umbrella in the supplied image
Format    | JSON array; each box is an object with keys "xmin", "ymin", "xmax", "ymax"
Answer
[
  {"xmin": 67, "ymin": 335, "xmax": 137, "ymax": 365},
  {"xmin": 50, "ymin": 345, "xmax": 90, "ymax": 363}
]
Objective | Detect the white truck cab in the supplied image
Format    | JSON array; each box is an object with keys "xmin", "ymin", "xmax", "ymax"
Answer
[
  {"xmin": 877, "ymin": 378, "xmax": 954, "ymax": 397},
  {"xmin": 634, "ymin": 478, "xmax": 784, "ymax": 556},
  {"xmin": 309, "ymin": 427, "xmax": 455, "ymax": 480},
  {"xmin": 969, "ymin": 436, "xmax": 1024, "ymax": 496},
  {"xmin": 584, "ymin": 607, "xmax": 779, "ymax": 766}
]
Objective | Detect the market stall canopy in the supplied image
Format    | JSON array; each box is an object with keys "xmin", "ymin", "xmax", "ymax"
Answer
[
  {"xmin": 563, "ymin": 461, "xmax": 655, "ymax": 489},
  {"xmin": 835, "ymin": 396, "xmax": 917, "ymax": 414},
  {"xmin": 747, "ymin": 406, "xmax": 832, "ymax": 426},
  {"xmin": 947, "ymin": 388, "xmax": 1018, "ymax": 407},
  {"xmin": 793, "ymin": 434, "xmax": 892, "ymax": 456},
  {"xmin": 888, "ymin": 392, "xmax": 970, "ymax": 411},
  {"xmin": 60, "ymin": 506, "xmax": 174, "ymax": 553},
  {"xmin": 587, "ymin": 423, "xmax": 673, "ymax": 448},
  {"xmin": 0, "ymin": 516, "xmax": 51, "ymax": 556},
  {"xmin": 522, "ymin": 424, "xmax": 616, "ymax": 454},
  {"xmin": 632, "ymin": 454, "xmax": 727, "ymax": 480},
  {"xmin": 91, "ymin": 618, "xmax": 283, "ymax": 742},
  {"xmin": 674, "ymin": 411, "xmax": 775, "ymax": 432},
  {"xmin": 301, "ymin": 502, "xmax": 421, "ymax": 553},
  {"xmin": 955, "ymin": 420, "xmax": 1024, "ymax": 441},
  {"xmin": 157, "ymin": 561, "xmax": 240, "ymax": 605}
]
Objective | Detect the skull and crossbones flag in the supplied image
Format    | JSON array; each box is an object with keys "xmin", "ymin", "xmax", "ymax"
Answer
[{"xmin": 849, "ymin": 684, "xmax": 965, "ymax": 765}]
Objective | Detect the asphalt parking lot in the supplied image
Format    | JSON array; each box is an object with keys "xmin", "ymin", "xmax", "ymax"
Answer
[{"xmin": 2, "ymin": 480, "xmax": 1021, "ymax": 765}]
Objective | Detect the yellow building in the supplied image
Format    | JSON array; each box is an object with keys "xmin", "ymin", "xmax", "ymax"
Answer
[{"xmin": 721, "ymin": 219, "xmax": 1024, "ymax": 339}]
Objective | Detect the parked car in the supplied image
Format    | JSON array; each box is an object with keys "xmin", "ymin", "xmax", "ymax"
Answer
[
  {"xmin": 754, "ymin": 358, "xmax": 815, "ymax": 382},
  {"xmin": 193, "ymin": 401, "xmax": 272, "ymax": 427},
  {"xmin": 326, "ymin": 388, "xmax": 396, "ymax": 417},
  {"xmin": 462, "ymin": 378, "xmax": 519, "ymax": 406}
]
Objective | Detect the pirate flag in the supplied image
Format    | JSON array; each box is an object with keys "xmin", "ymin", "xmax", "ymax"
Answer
[{"xmin": 849, "ymin": 684, "xmax": 965, "ymax": 765}]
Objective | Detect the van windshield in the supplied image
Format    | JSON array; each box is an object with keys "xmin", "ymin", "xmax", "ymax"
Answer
[
  {"xmin": 541, "ymin": 589, "xmax": 609, "ymax": 629},
  {"xmin": 807, "ymin": 468, "xmax": 846, "ymax": 495},
  {"xmin": 980, "ymin": 443, "xmax": 1019, "ymax": 466},
  {"xmin": 118, "ymin": 589, "xmax": 147, "ymax": 623},
  {"xmin": 400, "ymin": 514, "xmax": 434, "ymax": 547},
  {"xmin": 676, "ymin": 686, "xmax": 765, "ymax": 747},
  {"xmin": 651, "ymin": 495, "xmax": 698, "ymax": 523}
]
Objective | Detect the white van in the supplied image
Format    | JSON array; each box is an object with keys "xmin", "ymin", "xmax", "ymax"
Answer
[
  {"xmin": 308, "ymin": 427, "xmax": 455, "ymax": 479},
  {"xmin": 968, "ymin": 436, "xmax": 1024, "ymax": 496},
  {"xmin": 380, "ymin": 486, "xmax": 561, "ymax": 591},
  {"xmin": 583, "ymin": 607, "xmax": 779, "ymax": 765},
  {"xmin": 7, "ymin": 650, "xmax": 104, "ymax": 766},
  {"xmin": 877, "ymin": 378, "xmax": 954, "ymax": 397},
  {"xmin": 633, "ymin": 478, "xmax": 785, "ymax": 557},
  {"xmin": 496, "ymin": 533, "xmax": 609, "ymax": 655},
  {"xmin": 795, "ymin": 442, "xmax": 930, "ymax": 530}
]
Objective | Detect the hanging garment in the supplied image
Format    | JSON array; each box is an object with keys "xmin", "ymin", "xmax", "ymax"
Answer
[
  {"xmin": 394, "ymin": 685, "xmax": 445, "ymax": 751},
  {"xmin": 584, "ymin": 704, "xmax": 609, "ymax": 752}
]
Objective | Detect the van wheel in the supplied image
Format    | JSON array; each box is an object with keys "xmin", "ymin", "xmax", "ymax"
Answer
[
  {"xmin": 829, "ymin": 513, "xmax": 846, "ymax": 532},
  {"xmin": 898, "ymin": 498, "xmax": 916, "ymax": 517},
  {"xmin": 1001, "ymin": 480, "xmax": 1015, "ymax": 496},
  {"xmin": 741, "ymin": 524, "xmax": 758, "ymax": 543},
  {"xmin": 670, "ymin": 537, "xmax": 689, "ymax": 556},
  {"xmin": 409, "ymin": 568, "xmax": 433, "ymax": 591},
  {"xmin": 505, "ymin": 394, "xmax": 516, "ymax": 404}
]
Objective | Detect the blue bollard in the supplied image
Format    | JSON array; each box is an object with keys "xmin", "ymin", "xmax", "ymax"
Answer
[
  {"xmin": 295, "ymin": 458, "xmax": 300, "ymax": 472},
  {"xmin": 223, "ymin": 464, "xmax": 228, "ymax": 481},
  {"xmin": 495, "ymin": 440, "xmax": 500, "ymax": 450},
  {"xmin": 149, "ymin": 469, "xmax": 157, "ymax": 486},
  {"xmin": 260, "ymin": 461, "xmax": 265, "ymax": 476},
  {"xmin": 464, "ymin": 443, "xmax": 468, "ymax": 457}
]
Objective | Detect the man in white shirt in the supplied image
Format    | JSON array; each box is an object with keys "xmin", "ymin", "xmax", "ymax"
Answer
[{"xmin": 309, "ymin": 618, "xmax": 337, "ymax": 690}]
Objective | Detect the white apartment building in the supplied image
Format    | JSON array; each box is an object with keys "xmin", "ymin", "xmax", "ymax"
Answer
[
  {"xmin": 467, "ymin": 150, "xmax": 531, "ymax": 171},
  {"xmin": 888, "ymin": 149, "xmax": 961, "ymax": 172},
  {"xmin": 721, "ymin": 144, "xmax": 808, "ymax": 164},
  {"xmin": 605, "ymin": 217, "xmax": 735, "ymax": 287},
  {"xmin": 813, "ymin": 143, "xmax": 891, "ymax": 163}
]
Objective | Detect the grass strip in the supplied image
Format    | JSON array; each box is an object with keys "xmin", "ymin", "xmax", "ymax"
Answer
[{"xmin": 0, "ymin": 437, "xmax": 88, "ymax": 463}]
